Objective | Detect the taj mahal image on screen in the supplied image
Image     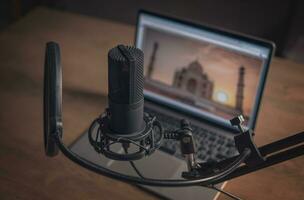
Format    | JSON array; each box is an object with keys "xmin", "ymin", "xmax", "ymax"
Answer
[{"xmin": 144, "ymin": 42, "xmax": 247, "ymax": 120}]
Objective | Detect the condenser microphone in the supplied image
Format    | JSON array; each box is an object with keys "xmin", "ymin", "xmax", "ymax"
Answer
[
  {"xmin": 108, "ymin": 45, "xmax": 144, "ymax": 135},
  {"xmin": 88, "ymin": 44, "xmax": 163, "ymax": 161}
]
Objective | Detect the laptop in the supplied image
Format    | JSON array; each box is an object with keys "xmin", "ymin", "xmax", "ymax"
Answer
[{"xmin": 71, "ymin": 10, "xmax": 275, "ymax": 200}]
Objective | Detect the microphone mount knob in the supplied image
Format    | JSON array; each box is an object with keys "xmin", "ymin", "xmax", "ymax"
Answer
[{"xmin": 230, "ymin": 115, "xmax": 245, "ymax": 133}]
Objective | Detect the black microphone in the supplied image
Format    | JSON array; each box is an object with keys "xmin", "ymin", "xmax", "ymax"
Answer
[
  {"xmin": 88, "ymin": 44, "xmax": 163, "ymax": 161},
  {"xmin": 108, "ymin": 45, "xmax": 144, "ymax": 135}
]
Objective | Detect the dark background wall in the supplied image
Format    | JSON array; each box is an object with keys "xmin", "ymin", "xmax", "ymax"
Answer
[{"xmin": 0, "ymin": 0, "xmax": 303, "ymax": 61}]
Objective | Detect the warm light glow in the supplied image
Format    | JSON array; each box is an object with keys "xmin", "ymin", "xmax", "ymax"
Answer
[{"xmin": 216, "ymin": 91, "xmax": 228, "ymax": 103}]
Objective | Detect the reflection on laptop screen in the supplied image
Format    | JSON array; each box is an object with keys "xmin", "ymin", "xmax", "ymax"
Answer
[{"xmin": 136, "ymin": 12, "xmax": 272, "ymax": 129}]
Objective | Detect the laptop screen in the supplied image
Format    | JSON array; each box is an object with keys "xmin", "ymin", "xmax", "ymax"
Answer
[{"xmin": 136, "ymin": 11, "xmax": 274, "ymax": 129}]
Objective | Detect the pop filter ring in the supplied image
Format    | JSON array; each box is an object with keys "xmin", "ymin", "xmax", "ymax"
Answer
[
  {"xmin": 45, "ymin": 41, "xmax": 252, "ymax": 187},
  {"xmin": 43, "ymin": 42, "xmax": 62, "ymax": 157}
]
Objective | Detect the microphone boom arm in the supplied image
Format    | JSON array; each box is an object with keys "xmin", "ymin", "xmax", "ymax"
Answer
[
  {"xmin": 180, "ymin": 116, "xmax": 304, "ymax": 183},
  {"xmin": 209, "ymin": 131, "xmax": 304, "ymax": 184}
]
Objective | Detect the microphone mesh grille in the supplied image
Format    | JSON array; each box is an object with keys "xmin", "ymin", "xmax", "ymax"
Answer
[{"xmin": 108, "ymin": 46, "xmax": 144, "ymax": 104}]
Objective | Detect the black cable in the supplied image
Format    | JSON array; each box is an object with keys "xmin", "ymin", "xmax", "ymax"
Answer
[
  {"xmin": 207, "ymin": 185, "xmax": 242, "ymax": 200},
  {"xmin": 124, "ymin": 145, "xmax": 243, "ymax": 200},
  {"xmin": 129, "ymin": 160, "xmax": 145, "ymax": 179},
  {"xmin": 55, "ymin": 131, "xmax": 251, "ymax": 187},
  {"xmin": 124, "ymin": 148, "xmax": 243, "ymax": 200},
  {"xmin": 124, "ymin": 143, "xmax": 242, "ymax": 200},
  {"xmin": 123, "ymin": 146, "xmax": 146, "ymax": 179},
  {"xmin": 126, "ymin": 121, "xmax": 163, "ymax": 179},
  {"xmin": 123, "ymin": 150, "xmax": 243, "ymax": 200}
]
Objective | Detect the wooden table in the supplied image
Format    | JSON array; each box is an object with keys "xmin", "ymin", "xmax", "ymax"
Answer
[{"xmin": 0, "ymin": 7, "xmax": 303, "ymax": 200}]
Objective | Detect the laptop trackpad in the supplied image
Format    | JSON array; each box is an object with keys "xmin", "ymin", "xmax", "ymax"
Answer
[
  {"xmin": 108, "ymin": 150, "xmax": 185, "ymax": 179},
  {"xmin": 70, "ymin": 133, "xmax": 219, "ymax": 200},
  {"xmin": 109, "ymin": 150, "xmax": 219, "ymax": 200}
]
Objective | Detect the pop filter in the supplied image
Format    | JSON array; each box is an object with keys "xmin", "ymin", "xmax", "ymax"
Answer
[{"xmin": 43, "ymin": 42, "xmax": 62, "ymax": 157}]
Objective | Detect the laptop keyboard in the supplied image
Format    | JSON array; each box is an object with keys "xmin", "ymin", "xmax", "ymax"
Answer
[{"xmin": 145, "ymin": 107, "xmax": 238, "ymax": 162}]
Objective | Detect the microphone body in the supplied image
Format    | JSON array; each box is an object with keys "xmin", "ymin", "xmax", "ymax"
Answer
[{"xmin": 108, "ymin": 45, "xmax": 144, "ymax": 135}]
